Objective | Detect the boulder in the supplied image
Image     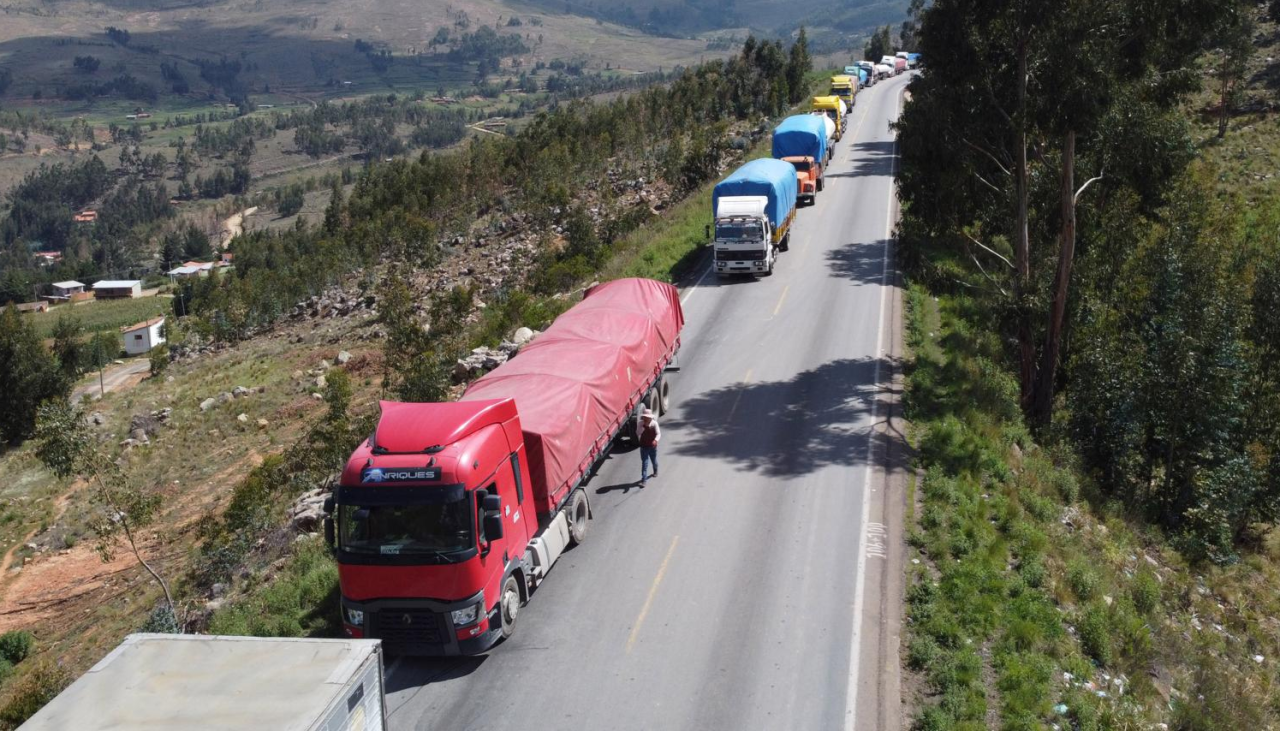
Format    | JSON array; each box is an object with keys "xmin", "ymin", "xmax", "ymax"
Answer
[
  {"xmin": 232, "ymin": 386, "xmax": 250, "ymax": 398},
  {"xmin": 336, "ymin": 350, "xmax": 352, "ymax": 365},
  {"xmin": 236, "ymin": 413, "xmax": 249, "ymax": 424},
  {"xmin": 216, "ymin": 392, "xmax": 234, "ymax": 405},
  {"xmin": 314, "ymin": 375, "xmax": 327, "ymax": 390},
  {"xmin": 199, "ymin": 397, "xmax": 216, "ymax": 412},
  {"xmin": 512, "ymin": 327, "xmax": 534, "ymax": 345},
  {"xmin": 129, "ymin": 413, "xmax": 159, "ymax": 438},
  {"xmin": 129, "ymin": 428, "xmax": 149, "ymax": 443},
  {"xmin": 257, "ymin": 418, "xmax": 269, "ymax": 429},
  {"xmin": 89, "ymin": 411, "xmax": 106, "ymax": 425},
  {"xmin": 289, "ymin": 489, "xmax": 329, "ymax": 533}
]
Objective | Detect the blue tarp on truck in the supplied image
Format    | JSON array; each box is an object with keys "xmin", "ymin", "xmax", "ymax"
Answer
[
  {"xmin": 772, "ymin": 115, "xmax": 829, "ymax": 166},
  {"xmin": 712, "ymin": 158, "xmax": 798, "ymax": 230}
]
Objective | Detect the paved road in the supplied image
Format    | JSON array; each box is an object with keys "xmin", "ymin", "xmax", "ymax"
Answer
[{"xmin": 386, "ymin": 73, "xmax": 912, "ymax": 731}]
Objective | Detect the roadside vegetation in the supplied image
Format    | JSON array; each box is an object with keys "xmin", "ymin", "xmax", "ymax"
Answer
[{"xmin": 900, "ymin": 0, "xmax": 1280, "ymax": 727}]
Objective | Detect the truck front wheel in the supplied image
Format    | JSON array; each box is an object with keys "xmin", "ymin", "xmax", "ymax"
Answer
[
  {"xmin": 500, "ymin": 574, "xmax": 522, "ymax": 639},
  {"xmin": 567, "ymin": 490, "xmax": 589, "ymax": 545}
]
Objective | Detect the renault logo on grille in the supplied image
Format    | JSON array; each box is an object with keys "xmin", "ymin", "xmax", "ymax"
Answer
[{"xmin": 401, "ymin": 613, "xmax": 413, "ymax": 626}]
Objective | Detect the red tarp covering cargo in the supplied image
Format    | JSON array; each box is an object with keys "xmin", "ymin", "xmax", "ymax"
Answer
[{"xmin": 461, "ymin": 278, "xmax": 683, "ymax": 514}]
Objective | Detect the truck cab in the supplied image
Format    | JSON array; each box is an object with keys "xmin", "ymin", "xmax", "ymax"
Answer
[
  {"xmin": 714, "ymin": 197, "xmax": 783, "ymax": 277},
  {"xmin": 811, "ymin": 96, "xmax": 846, "ymax": 140},
  {"xmin": 856, "ymin": 61, "xmax": 877, "ymax": 87},
  {"xmin": 782, "ymin": 156, "xmax": 821, "ymax": 205},
  {"xmin": 829, "ymin": 75, "xmax": 856, "ymax": 108},
  {"xmin": 331, "ymin": 400, "xmax": 543, "ymax": 655}
]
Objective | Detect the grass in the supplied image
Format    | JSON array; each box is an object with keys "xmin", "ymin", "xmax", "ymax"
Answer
[
  {"xmin": 207, "ymin": 538, "xmax": 341, "ymax": 638},
  {"xmin": 27, "ymin": 296, "xmax": 171, "ymax": 338}
]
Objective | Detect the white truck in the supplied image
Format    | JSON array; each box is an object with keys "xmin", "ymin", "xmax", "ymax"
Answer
[
  {"xmin": 711, "ymin": 158, "xmax": 799, "ymax": 278},
  {"xmin": 18, "ymin": 634, "xmax": 387, "ymax": 731}
]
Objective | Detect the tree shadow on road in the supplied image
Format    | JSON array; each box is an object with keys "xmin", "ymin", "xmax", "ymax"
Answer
[
  {"xmin": 827, "ymin": 140, "xmax": 897, "ymax": 179},
  {"xmin": 826, "ymin": 239, "xmax": 892, "ymax": 285},
  {"xmin": 665, "ymin": 357, "xmax": 903, "ymax": 479}
]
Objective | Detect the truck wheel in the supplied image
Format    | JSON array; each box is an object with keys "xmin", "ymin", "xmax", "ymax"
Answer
[
  {"xmin": 779, "ymin": 232, "xmax": 790, "ymax": 252},
  {"xmin": 645, "ymin": 389, "xmax": 660, "ymax": 415},
  {"xmin": 499, "ymin": 574, "xmax": 521, "ymax": 639},
  {"xmin": 567, "ymin": 490, "xmax": 589, "ymax": 545},
  {"xmin": 658, "ymin": 378, "xmax": 671, "ymax": 415},
  {"xmin": 817, "ymin": 178, "xmax": 825, "ymax": 193}
]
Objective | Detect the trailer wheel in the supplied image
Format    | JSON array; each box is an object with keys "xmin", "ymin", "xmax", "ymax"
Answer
[
  {"xmin": 566, "ymin": 490, "xmax": 589, "ymax": 545},
  {"xmin": 658, "ymin": 378, "xmax": 671, "ymax": 415},
  {"xmin": 645, "ymin": 388, "xmax": 660, "ymax": 416},
  {"xmin": 817, "ymin": 177, "xmax": 825, "ymax": 193},
  {"xmin": 779, "ymin": 231, "xmax": 790, "ymax": 252},
  {"xmin": 499, "ymin": 574, "xmax": 521, "ymax": 639}
]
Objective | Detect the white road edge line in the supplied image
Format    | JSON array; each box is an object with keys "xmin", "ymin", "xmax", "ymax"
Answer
[
  {"xmin": 680, "ymin": 256, "xmax": 714, "ymax": 306},
  {"xmin": 844, "ymin": 80, "xmax": 904, "ymax": 731}
]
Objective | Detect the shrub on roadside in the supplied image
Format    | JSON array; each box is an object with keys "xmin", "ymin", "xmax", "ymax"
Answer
[
  {"xmin": 0, "ymin": 661, "xmax": 70, "ymax": 727},
  {"xmin": 0, "ymin": 632, "xmax": 33, "ymax": 666}
]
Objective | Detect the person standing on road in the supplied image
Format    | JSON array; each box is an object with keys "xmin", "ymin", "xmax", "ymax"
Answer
[{"xmin": 639, "ymin": 407, "xmax": 660, "ymax": 486}]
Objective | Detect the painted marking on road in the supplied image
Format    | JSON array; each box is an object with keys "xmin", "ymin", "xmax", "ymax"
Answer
[
  {"xmin": 844, "ymin": 79, "xmax": 905, "ymax": 731},
  {"xmin": 772, "ymin": 284, "xmax": 791, "ymax": 317},
  {"xmin": 865, "ymin": 522, "xmax": 889, "ymax": 559},
  {"xmin": 627, "ymin": 535, "xmax": 680, "ymax": 653},
  {"xmin": 726, "ymin": 369, "xmax": 754, "ymax": 422},
  {"xmin": 681, "ymin": 254, "xmax": 714, "ymax": 306}
]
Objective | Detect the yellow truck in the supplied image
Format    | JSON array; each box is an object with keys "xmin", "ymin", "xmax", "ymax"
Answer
[
  {"xmin": 811, "ymin": 95, "xmax": 847, "ymax": 141},
  {"xmin": 829, "ymin": 75, "xmax": 857, "ymax": 109}
]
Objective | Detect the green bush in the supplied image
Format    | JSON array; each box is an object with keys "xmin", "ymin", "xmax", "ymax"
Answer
[
  {"xmin": 148, "ymin": 345, "xmax": 168, "ymax": 377},
  {"xmin": 208, "ymin": 539, "xmax": 341, "ymax": 638},
  {"xmin": 1066, "ymin": 560, "xmax": 1100, "ymax": 602},
  {"xmin": 0, "ymin": 631, "xmax": 34, "ymax": 665},
  {"xmin": 1130, "ymin": 569, "xmax": 1160, "ymax": 615},
  {"xmin": 1078, "ymin": 603, "xmax": 1112, "ymax": 666},
  {"xmin": 0, "ymin": 662, "xmax": 70, "ymax": 726},
  {"xmin": 907, "ymin": 635, "xmax": 941, "ymax": 671}
]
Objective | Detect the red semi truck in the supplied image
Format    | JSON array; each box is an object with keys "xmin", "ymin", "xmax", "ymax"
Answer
[{"xmin": 325, "ymin": 278, "xmax": 683, "ymax": 655}]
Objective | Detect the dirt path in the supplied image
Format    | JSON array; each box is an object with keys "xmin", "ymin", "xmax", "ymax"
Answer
[
  {"xmin": 219, "ymin": 206, "xmax": 258, "ymax": 249},
  {"xmin": 71, "ymin": 359, "xmax": 151, "ymax": 404}
]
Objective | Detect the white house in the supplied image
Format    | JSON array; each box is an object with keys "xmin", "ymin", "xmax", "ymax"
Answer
[
  {"xmin": 167, "ymin": 265, "xmax": 207, "ymax": 279},
  {"xmin": 50, "ymin": 280, "xmax": 85, "ymax": 298},
  {"xmin": 93, "ymin": 280, "xmax": 143, "ymax": 299},
  {"xmin": 121, "ymin": 317, "xmax": 165, "ymax": 356}
]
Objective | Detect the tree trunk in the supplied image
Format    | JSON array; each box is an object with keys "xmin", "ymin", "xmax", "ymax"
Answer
[
  {"xmin": 1219, "ymin": 57, "xmax": 1229, "ymax": 139},
  {"xmin": 1014, "ymin": 36, "xmax": 1036, "ymax": 412},
  {"xmin": 1031, "ymin": 130, "xmax": 1077, "ymax": 426}
]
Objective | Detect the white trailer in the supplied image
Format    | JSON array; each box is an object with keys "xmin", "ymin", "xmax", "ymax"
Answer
[{"xmin": 18, "ymin": 634, "xmax": 387, "ymax": 731}]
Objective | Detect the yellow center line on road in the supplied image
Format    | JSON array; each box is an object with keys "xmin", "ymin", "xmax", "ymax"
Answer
[
  {"xmin": 773, "ymin": 284, "xmax": 791, "ymax": 317},
  {"xmin": 726, "ymin": 368, "xmax": 754, "ymax": 423},
  {"xmin": 626, "ymin": 535, "xmax": 680, "ymax": 654}
]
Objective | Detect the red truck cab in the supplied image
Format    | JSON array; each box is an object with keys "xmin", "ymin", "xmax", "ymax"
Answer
[{"xmin": 331, "ymin": 399, "xmax": 552, "ymax": 655}]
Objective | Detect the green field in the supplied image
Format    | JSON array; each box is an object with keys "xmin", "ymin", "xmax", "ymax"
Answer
[{"xmin": 28, "ymin": 296, "xmax": 171, "ymax": 338}]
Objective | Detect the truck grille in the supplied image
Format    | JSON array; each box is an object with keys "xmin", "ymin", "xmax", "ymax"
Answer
[
  {"xmin": 716, "ymin": 249, "xmax": 765, "ymax": 262},
  {"xmin": 370, "ymin": 608, "xmax": 445, "ymax": 646}
]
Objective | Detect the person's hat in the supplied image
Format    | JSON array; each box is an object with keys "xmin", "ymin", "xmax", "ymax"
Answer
[{"xmin": 641, "ymin": 407, "xmax": 654, "ymax": 419}]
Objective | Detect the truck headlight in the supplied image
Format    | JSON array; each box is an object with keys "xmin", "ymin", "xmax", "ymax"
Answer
[
  {"xmin": 344, "ymin": 607, "xmax": 364, "ymax": 626},
  {"xmin": 450, "ymin": 602, "xmax": 481, "ymax": 627}
]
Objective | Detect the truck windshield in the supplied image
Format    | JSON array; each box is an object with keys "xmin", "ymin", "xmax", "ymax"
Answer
[
  {"xmin": 716, "ymin": 221, "xmax": 763, "ymax": 241},
  {"xmin": 339, "ymin": 500, "xmax": 473, "ymax": 557},
  {"xmin": 790, "ymin": 160, "xmax": 812, "ymax": 172}
]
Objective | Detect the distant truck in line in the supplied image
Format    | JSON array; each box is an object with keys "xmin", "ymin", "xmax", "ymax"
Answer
[
  {"xmin": 712, "ymin": 158, "xmax": 798, "ymax": 277},
  {"xmin": 829, "ymin": 75, "xmax": 857, "ymax": 108},
  {"xmin": 18, "ymin": 635, "xmax": 388, "ymax": 731},
  {"xmin": 773, "ymin": 114, "xmax": 829, "ymax": 206},
  {"xmin": 812, "ymin": 95, "xmax": 848, "ymax": 141}
]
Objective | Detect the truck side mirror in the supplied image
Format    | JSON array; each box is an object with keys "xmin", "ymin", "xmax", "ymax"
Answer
[
  {"xmin": 483, "ymin": 494, "xmax": 501, "ymax": 513},
  {"xmin": 704, "ymin": 224, "xmax": 711, "ymax": 240},
  {"xmin": 324, "ymin": 517, "xmax": 335, "ymax": 549},
  {"xmin": 323, "ymin": 496, "xmax": 335, "ymax": 515},
  {"xmin": 483, "ymin": 513, "xmax": 504, "ymax": 541}
]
